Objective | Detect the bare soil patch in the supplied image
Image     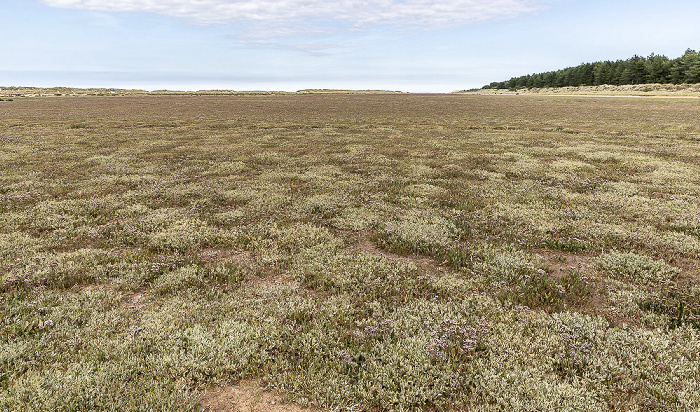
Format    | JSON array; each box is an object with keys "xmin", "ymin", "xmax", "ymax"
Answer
[
  {"xmin": 538, "ymin": 251, "xmax": 594, "ymax": 279},
  {"xmin": 355, "ymin": 236, "xmax": 445, "ymax": 276},
  {"xmin": 201, "ymin": 248, "xmax": 254, "ymax": 266},
  {"xmin": 200, "ymin": 381, "xmax": 313, "ymax": 412}
]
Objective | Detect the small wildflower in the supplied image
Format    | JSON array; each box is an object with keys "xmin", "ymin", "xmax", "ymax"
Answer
[
  {"xmin": 364, "ymin": 319, "xmax": 390, "ymax": 337},
  {"xmin": 126, "ymin": 326, "xmax": 143, "ymax": 335},
  {"xmin": 39, "ymin": 319, "xmax": 54, "ymax": 329},
  {"xmin": 338, "ymin": 349, "xmax": 352, "ymax": 362},
  {"xmin": 427, "ymin": 319, "xmax": 489, "ymax": 362}
]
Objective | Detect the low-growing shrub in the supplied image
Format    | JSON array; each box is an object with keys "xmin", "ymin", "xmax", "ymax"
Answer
[
  {"xmin": 497, "ymin": 269, "xmax": 591, "ymax": 311},
  {"xmin": 152, "ymin": 264, "xmax": 204, "ymax": 295},
  {"xmin": 292, "ymin": 247, "xmax": 436, "ymax": 302},
  {"xmin": 594, "ymin": 251, "xmax": 680, "ymax": 285},
  {"xmin": 472, "ymin": 245, "xmax": 543, "ymax": 283},
  {"xmin": 638, "ymin": 281, "xmax": 700, "ymax": 329},
  {"xmin": 553, "ymin": 322, "xmax": 594, "ymax": 379},
  {"xmin": 376, "ymin": 209, "xmax": 461, "ymax": 257},
  {"xmin": 202, "ymin": 262, "xmax": 248, "ymax": 287}
]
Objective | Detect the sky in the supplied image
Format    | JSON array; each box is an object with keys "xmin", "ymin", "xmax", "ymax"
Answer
[{"xmin": 1, "ymin": 0, "xmax": 699, "ymax": 92}]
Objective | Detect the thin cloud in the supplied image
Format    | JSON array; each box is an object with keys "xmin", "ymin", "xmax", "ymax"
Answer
[
  {"xmin": 240, "ymin": 39, "xmax": 346, "ymax": 56},
  {"xmin": 43, "ymin": 1, "xmax": 544, "ymax": 33}
]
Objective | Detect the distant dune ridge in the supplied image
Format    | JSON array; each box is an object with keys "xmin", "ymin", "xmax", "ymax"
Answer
[{"xmin": 0, "ymin": 87, "xmax": 403, "ymax": 97}]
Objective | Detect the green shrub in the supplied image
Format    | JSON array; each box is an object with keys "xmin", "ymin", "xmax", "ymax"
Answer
[
  {"xmin": 498, "ymin": 269, "xmax": 591, "ymax": 311},
  {"xmin": 638, "ymin": 281, "xmax": 700, "ymax": 329}
]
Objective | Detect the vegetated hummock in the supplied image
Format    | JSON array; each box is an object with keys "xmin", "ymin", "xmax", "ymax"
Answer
[
  {"xmin": 1, "ymin": 93, "xmax": 699, "ymax": 410},
  {"xmin": 483, "ymin": 49, "xmax": 700, "ymax": 90}
]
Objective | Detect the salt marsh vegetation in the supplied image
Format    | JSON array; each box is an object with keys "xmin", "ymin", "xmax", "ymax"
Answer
[{"xmin": 1, "ymin": 94, "xmax": 699, "ymax": 410}]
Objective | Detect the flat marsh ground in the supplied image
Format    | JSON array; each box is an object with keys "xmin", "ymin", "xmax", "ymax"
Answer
[{"xmin": 1, "ymin": 94, "xmax": 700, "ymax": 410}]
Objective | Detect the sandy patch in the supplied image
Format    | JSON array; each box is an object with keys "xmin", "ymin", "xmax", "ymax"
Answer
[{"xmin": 200, "ymin": 381, "xmax": 313, "ymax": 412}]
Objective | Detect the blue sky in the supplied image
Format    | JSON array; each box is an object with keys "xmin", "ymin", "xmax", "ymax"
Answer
[{"xmin": 2, "ymin": 0, "xmax": 699, "ymax": 92}]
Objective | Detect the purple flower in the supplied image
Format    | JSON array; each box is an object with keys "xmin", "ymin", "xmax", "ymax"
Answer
[
  {"xmin": 39, "ymin": 319, "xmax": 54, "ymax": 329},
  {"xmin": 126, "ymin": 326, "xmax": 143, "ymax": 335}
]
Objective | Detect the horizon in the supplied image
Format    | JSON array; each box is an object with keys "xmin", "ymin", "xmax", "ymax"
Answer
[{"xmin": 2, "ymin": 0, "xmax": 700, "ymax": 92}]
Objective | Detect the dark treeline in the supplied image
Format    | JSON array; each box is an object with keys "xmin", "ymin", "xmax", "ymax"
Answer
[{"xmin": 483, "ymin": 49, "xmax": 700, "ymax": 89}]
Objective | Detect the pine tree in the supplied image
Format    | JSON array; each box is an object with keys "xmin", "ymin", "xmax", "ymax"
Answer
[
  {"xmin": 481, "ymin": 49, "xmax": 700, "ymax": 89},
  {"xmin": 681, "ymin": 49, "xmax": 700, "ymax": 83},
  {"xmin": 612, "ymin": 61, "xmax": 627, "ymax": 85},
  {"xmin": 645, "ymin": 54, "xmax": 670, "ymax": 83},
  {"xmin": 686, "ymin": 59, "xmax": 700, "ymax": 83}
]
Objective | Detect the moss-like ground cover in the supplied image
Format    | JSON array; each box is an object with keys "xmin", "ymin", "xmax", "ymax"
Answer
[{"xmin": 1, "ymin": 94, "xmax": 699, "ymax": 410}]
